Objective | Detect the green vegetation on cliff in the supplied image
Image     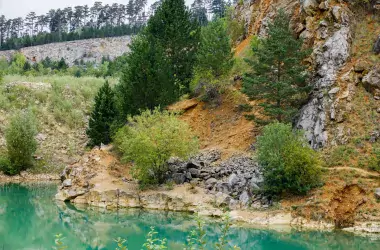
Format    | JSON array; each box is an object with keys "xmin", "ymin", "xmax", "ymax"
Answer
[{"xmin": 243, "ymin": 10, "xmax": 311, "ymax": 124}]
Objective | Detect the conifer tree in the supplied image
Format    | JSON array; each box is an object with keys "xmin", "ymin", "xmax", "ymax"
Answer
[
  {"xmin": 196, "ymin": 18, "xmax": 233, "ymax": 77},
  {"xmin": 117, "ymin": 33, "xmax": 175, "ymax": 119},
  {"xmin": 146, "ymin": 0, "xmax": 200, "ymax": 92},
  {"xmin": 243, "ymin": 10, "xmax": 311, "ymax": 123},
  {"xmin": 87, "ymin": 81, "xmax": 117, "ymax": 147}
]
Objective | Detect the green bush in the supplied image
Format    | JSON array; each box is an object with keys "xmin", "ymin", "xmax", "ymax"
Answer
[
  {"xmin": 114, "ymin": 108, "xmax": 199, "ymax": 186},
  {"xmin": 0, "ymin": 155, "xmax": 13, "ymax": 175},
  {"xmin": 256, "ymin": 123, "xmax": 321, "ymax": 195},
  {"xmin": 5, "ymin": 111, "xmax": 38, "ymax": 174}
]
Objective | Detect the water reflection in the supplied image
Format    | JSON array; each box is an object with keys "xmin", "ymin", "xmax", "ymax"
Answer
[{"xmin": 0, "ymin": 183, "xmax": 379, "ymax": 250}]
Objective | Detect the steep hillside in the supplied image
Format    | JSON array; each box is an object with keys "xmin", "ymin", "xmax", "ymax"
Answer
[
  {"xmin": 0, "ymin": 36, "xmax": 131, "ymax": 66},
  {"xmin": 0, "ymin": 75, "xmax": 117, "ymax": 174}
]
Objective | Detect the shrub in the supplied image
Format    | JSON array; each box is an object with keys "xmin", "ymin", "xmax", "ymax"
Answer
[
  {"xmin": 5, "ymin": 111, "xmax": 38, "ymax": 174},
  {"xmin": 0, "ymin": 155, "xmax": 13, "ymax": 175},
  {"xmin": 256, "ymin": 123, "xmax": 321, "ymax": 195},
  {"xmin": 114, "ymin": 108, "xmax": 199, "ymax": 186}
]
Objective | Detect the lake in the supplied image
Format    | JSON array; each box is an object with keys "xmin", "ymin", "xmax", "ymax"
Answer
[{"xmin": 0, "ymin": 183, "xmax": 379, "ymax": 250}]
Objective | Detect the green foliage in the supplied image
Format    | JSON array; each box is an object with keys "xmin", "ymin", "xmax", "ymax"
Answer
[
  {"xmin": 142, "ymin": 227, "xmax": 168, "ymax": 250},
  {"xmin": 117, "ymin": 34, "xmax": 176, "ymax": 119},
  {"xmin": 196, "ymin": 18, "xmax": 233, "ymax": 78},
  {"xmin": 114, "ymin": 237, "xmax": 128, "ymax": 250},
  {"xmin": 5, "ymin": 111, "xmax": 38, "ymax": 175},
  {"xmin": 52, "ymin": 234, "xmax": 67, "ymax": 250},
  {"xmin": 225, "ymin": 7, "xmax": 245, "ymax": 44},
  {"xmin": 256, "ymin": 123, "xmax": 321, "ymax": 195},
  {"xmin": 184, "ymin": 214, "xmax": 207, "ymax": 250},
  {"xmin": 146, "ymin": 0, "xmax": 200, "ymax": 92},
  {"xmin": 215, "ymin": 214, "xmax": 240, "ymax": 250},
  {"xmin": 86, "ymin": 81, "xmax": 117, "ymax": 147},
  {"xmin": 243, "ymin": 9, "xmax": 311, "ymax": 123},
  {"xmin": 114, "ymin": 108, "xmax": 199, "ymax": 186},
  {"xmin": 0, "ymin": 155, "xmax": 12, "ymax": 175},
  {"xmin": 190, "ymin": 69, "xmax": 226, "ymax": 106},
  {"xmin": 184, "ymin": 213, "xmax": 240, "ymax": 250}
]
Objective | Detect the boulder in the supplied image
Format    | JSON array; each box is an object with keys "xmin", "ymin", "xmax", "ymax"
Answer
[
  {"xmin": 374, "ymin": 35, "xmax": 380, "ymax": 54},
  {"xmin": 319, "ymin": 1, "xmax": 329, "ymax": 10},
  {"xmin": 300, "ymin": 0, "xmax": 319, "ymax": 15},
  {"xmin": 205, "ymin": 177, "xmax": 218, "ymax": 188},
  {"xmin": 172, "ymin": 173, "xmax": 186, "ymax": 184},
  {"xmin": 375, "ymin": 188, "xmax": 380, "ymax": 200},
  {"xmin": 228, "ymin": 173, "xmax": 240, "ymax": 188},
  {"xmin": 62, "ymin": 179, "xmax": 72, "ymax": 187},
  {"xmin": 354, "ymin": 60, "xmax": 371, "ymax": 73},
  {"xmin": 215, "ymin": 192, "xmax": 231, "ymax": 207},
  {"xmin": 186, "ymin": 161, "xmax": 202, "ymax": 169},
  {"xmin": 239, "ymin": 191, "xmax": 250, "ymax": 207},
  {"xmin": 188, "ymin": 168, "xmax": 200, "ymax": 178},
  {"xmin": 363, "ymin": 65, "xmax": 380, "ymax": 91}
]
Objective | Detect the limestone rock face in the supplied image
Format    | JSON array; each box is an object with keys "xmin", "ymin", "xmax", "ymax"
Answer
[
  {"xmin": 0, "ymin": 36, "xmax": 131, "ymax": 66},
  {"xmin": 297, "ymin": 12, "xmax": 352, "ymax": 149}
]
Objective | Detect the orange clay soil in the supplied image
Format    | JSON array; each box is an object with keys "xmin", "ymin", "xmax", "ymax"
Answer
[{"xmin": 169, "ymin": 90, "xmax": 260, "ymax": 159}]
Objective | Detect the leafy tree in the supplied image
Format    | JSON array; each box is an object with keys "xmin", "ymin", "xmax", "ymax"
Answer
[
  {"xmin": 117, "ymin": 33, "xmax": 176, "ymax": 119},
  {"xmin": 256, "ymin": 123, "xmax": 321, "ymax": 195},
  {"xmin": 5, "ymin": 111, "xmax": 37, "ymax": 175},
  {"xmin": 114, "ymin": 108, "xmax": 199, "ymax": 186},
  {"xmin": 243, "ymin": 10, "xmax": 311, "ymax": 123},
  {"xmin": 195, "ymin": 18, "xmax": 233, "ymax": 77},
  {"xmin": 86, "ymin": 81, "xmax": 117, "ymax": 147},
  {"xmin": 146, "ymin": 0, "xmax": 200, "ymax": 92}
]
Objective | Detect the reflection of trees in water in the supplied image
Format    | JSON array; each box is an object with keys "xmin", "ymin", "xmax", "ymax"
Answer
[
  {"xmin": 1, "ymin": 184, "xmax": 380, "ymax": 250},
  {"xmin": 0, "ymin": 183, "xmax": 35, "ymax": 249}
]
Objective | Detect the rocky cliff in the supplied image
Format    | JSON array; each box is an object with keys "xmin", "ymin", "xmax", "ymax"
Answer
[
  {"xmin": 236, "ymin": 0, "xmax": 379, "ymax": 149},
  {"xmin": 0, "ymin": 36, "xmax": 131, "ymax": 66}
]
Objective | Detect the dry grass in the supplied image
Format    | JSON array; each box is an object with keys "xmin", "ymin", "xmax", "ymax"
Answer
[{"xmin": 0, "ymin": 75, "xmax": 118, "ymax": 173}]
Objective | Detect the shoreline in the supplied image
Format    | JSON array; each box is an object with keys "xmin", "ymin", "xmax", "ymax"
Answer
[
  {"xmin": 0, "ymin": 172, "xmax": 60, "ymax": 183},
  {"xmin": 1, "ymin": 178, "xmax": 379, "ymax": 237}
]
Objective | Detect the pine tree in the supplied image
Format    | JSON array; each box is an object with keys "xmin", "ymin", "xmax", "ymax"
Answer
[
  {"xmin": 146, "ymin": 0, "xmax": 200, "ymax": 92},
  {"xmin": 87, "ymin": 81, "xmax": 117, "ymax": 147},
  {"xmin": 191, "ymin": 0, "xmax": 208, "ymax": 26},
  {"xmin": 243, "ymin": 10, "xmax": 311, "ymax": 123},
  {"xmin": 117, "ymin": 33, "xmax": 175, "ymax": 119},
  {"xmin": 196, "ymin": 18, "xmax": 233, "ymax": 77},
  {"xmin": 210, "ymin": 0, "xmax": 226, "ymax": 18}
]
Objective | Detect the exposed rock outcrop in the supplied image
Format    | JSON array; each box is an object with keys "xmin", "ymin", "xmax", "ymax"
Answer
[
  {"xmin": 297, "ymin": 25, "xmax": 352, "ymax": 148},
  {"xmin": 56, "ymin": 149, "xmax": 267, "ymax": 211},
  {"xmin": 374, "ymin": 35, "xmax": 380, "ymax": 54},
  {"xmin": 363, "ymin": 64, "xmax": 380, "ymax": 94},
  {"xmin": 0, "ymin": 36, "xmax": 131, "ymax": 66},
  {"xmin": 296, "ymin": 4, "xmax": 352, "ymax": 149}
]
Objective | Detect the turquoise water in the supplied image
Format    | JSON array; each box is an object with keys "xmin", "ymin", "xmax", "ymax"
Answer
[{"xmin": 0, "ymin": 183, "xmax": 380, "ymax": 250}]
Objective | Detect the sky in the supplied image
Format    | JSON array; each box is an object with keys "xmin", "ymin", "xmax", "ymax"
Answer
[{"xmin": 0, "ymin": 0, "xmax": 193, "ymax": 19}]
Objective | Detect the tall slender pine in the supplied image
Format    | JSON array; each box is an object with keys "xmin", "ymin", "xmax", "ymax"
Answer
[{"xmin": 243, "ymin": 10, "xmax": 311, "ymax": 123}]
